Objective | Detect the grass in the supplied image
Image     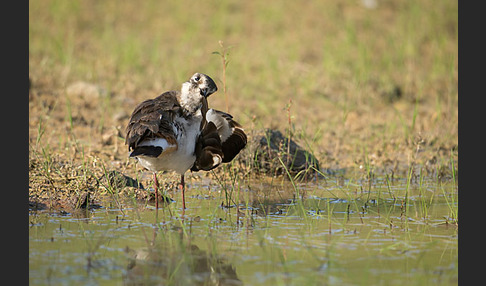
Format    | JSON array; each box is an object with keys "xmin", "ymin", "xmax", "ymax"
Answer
[
  {"xmin": 212, "ymin": 40, "xmax": 232, "ymax": 113},
  {"xmin": 29, "ymin": 0, "xmax": 457, "ymax": 284},
  {"xmin": 30, "ymin": 174, "xmax": 458, "ymax": 285}
]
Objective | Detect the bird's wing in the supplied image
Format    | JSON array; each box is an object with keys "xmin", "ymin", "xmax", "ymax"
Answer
[
  {"xmin": 205, "ymin": 109, "xmax": 247, "ymax": 163},
  {"xmin": 125, "ymin": 91, "xmax": 181, "ymax": 152},
  {"xmin": 191, "ymin": 121, "xmax": 223, "ymax": 171}
]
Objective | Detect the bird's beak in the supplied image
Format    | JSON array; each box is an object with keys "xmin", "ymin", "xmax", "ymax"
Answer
[
  {"xmin": 201, "ymin": 88, "xmax": 209, "ymax": 98},
  {"xmin": 201, "ymin": 97, "xmax": 208, "ymax": 117},
  {"xmin": 200, "ymin": 97, "xmax": 209, "ymax": 130}
]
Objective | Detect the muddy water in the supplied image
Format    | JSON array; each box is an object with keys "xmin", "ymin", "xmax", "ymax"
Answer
[{"xmin": 29, "ymin": 177, "xmax": 458, "ymax": 285}]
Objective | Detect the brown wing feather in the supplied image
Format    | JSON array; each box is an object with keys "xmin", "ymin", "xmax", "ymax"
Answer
[
  {"xmin": 221, "ymin": 126, "xmax": 247, "ymax": 162},
  {"xmin": 206, "ymin": 109, "xmax": 247, "ymax": 163},
  {"xmin": 125, "ymin": 91, "xmax": 181, "ymax": 151},
  {"xmin": 191, "ymin": 121, "xmax": 223, "ymax": 172}
]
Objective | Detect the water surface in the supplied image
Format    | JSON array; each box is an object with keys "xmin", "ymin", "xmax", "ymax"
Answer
[{"xmin": 29, "ymin": 177, "xmax": 458, "ymax": 285}]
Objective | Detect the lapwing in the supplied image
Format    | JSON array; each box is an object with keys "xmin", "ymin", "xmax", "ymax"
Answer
[{"xmin": 125, "ymin": 73, "xmax": 246, "ymax": 209}]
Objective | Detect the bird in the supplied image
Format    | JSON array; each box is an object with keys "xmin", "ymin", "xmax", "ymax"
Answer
[{"xmin": 125, "ymin": 73, "xmax": 247, "ymax": 210}]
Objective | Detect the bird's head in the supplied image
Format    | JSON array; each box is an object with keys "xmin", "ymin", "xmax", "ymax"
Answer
[
  {"xmin": 188, "ymin": 73, "xmax": 218, "ymax": 98},
  {"xmin": 180, "ymin": 73, "xmax": 218, "ymax": 113}
]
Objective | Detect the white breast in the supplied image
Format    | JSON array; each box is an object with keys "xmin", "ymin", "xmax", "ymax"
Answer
[{"xmin": 136, "ymin": 112, "xmax": 202, "ymax": 174}]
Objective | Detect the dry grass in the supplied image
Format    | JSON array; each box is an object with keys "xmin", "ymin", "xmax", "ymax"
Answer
[{"xmin": 29, "ymin": 0, "xmax": 458, "ymax": 207}]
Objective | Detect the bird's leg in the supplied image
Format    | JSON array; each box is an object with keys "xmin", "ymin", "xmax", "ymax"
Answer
[
  {"xmin": 153, "ymin": 172, "xmax": 159, "ymax": 210},
  {"xmin": 180, "ymin": 174, "xmax": 186, "ymax": 209}
]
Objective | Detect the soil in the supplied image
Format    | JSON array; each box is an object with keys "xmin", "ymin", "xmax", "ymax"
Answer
[{"xmin": 28, "ymin": 78, "xmax": 457, "ymax": 212}]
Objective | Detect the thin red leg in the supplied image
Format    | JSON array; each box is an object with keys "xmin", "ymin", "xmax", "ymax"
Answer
[
  {"xmin": 153, "ymin": 172, "xmax": 159, "ymax": 210},
  {"xmin": 180, "ymin": 174, "xmax": 186, "ymax": 209}
]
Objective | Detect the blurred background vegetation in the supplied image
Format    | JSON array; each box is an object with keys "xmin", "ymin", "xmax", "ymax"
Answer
[{"xmin": 29, "ymin": 0, "xmax": 458, "ymax": 175}]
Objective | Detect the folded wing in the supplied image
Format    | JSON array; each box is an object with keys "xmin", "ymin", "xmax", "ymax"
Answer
[
  {"xmin": 125, "ymin": 91, "xmax": 181, "ymax": 156},
  {"xmin": 191, "ymin": 109, "xmax": 247, "ymax": 172}
]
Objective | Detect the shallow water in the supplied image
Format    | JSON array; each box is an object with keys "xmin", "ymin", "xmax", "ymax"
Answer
[{"xmin": 29, "ymin": 177, "xmax": 458, "ymax": 285}]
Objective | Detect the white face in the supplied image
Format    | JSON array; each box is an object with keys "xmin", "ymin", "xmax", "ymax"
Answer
[
  {"xmin": 190, "ymin": 73, "xmax": 218, "ymax": 97},
  {"xmin": 180, "ymin": 73, "xmax": 218, "ymax": 112},
  {"xmin": 180, "ymin": 78, "xmax": 205, "ymax": 113},
  {"xmin": 190, "ymin": 73, "xmax": 203, "ymax": 85}
]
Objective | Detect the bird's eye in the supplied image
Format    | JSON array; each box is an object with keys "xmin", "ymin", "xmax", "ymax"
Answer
[{"xmin": 194, "ymin": 75, "xmax": 200, "ymax": 82}]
